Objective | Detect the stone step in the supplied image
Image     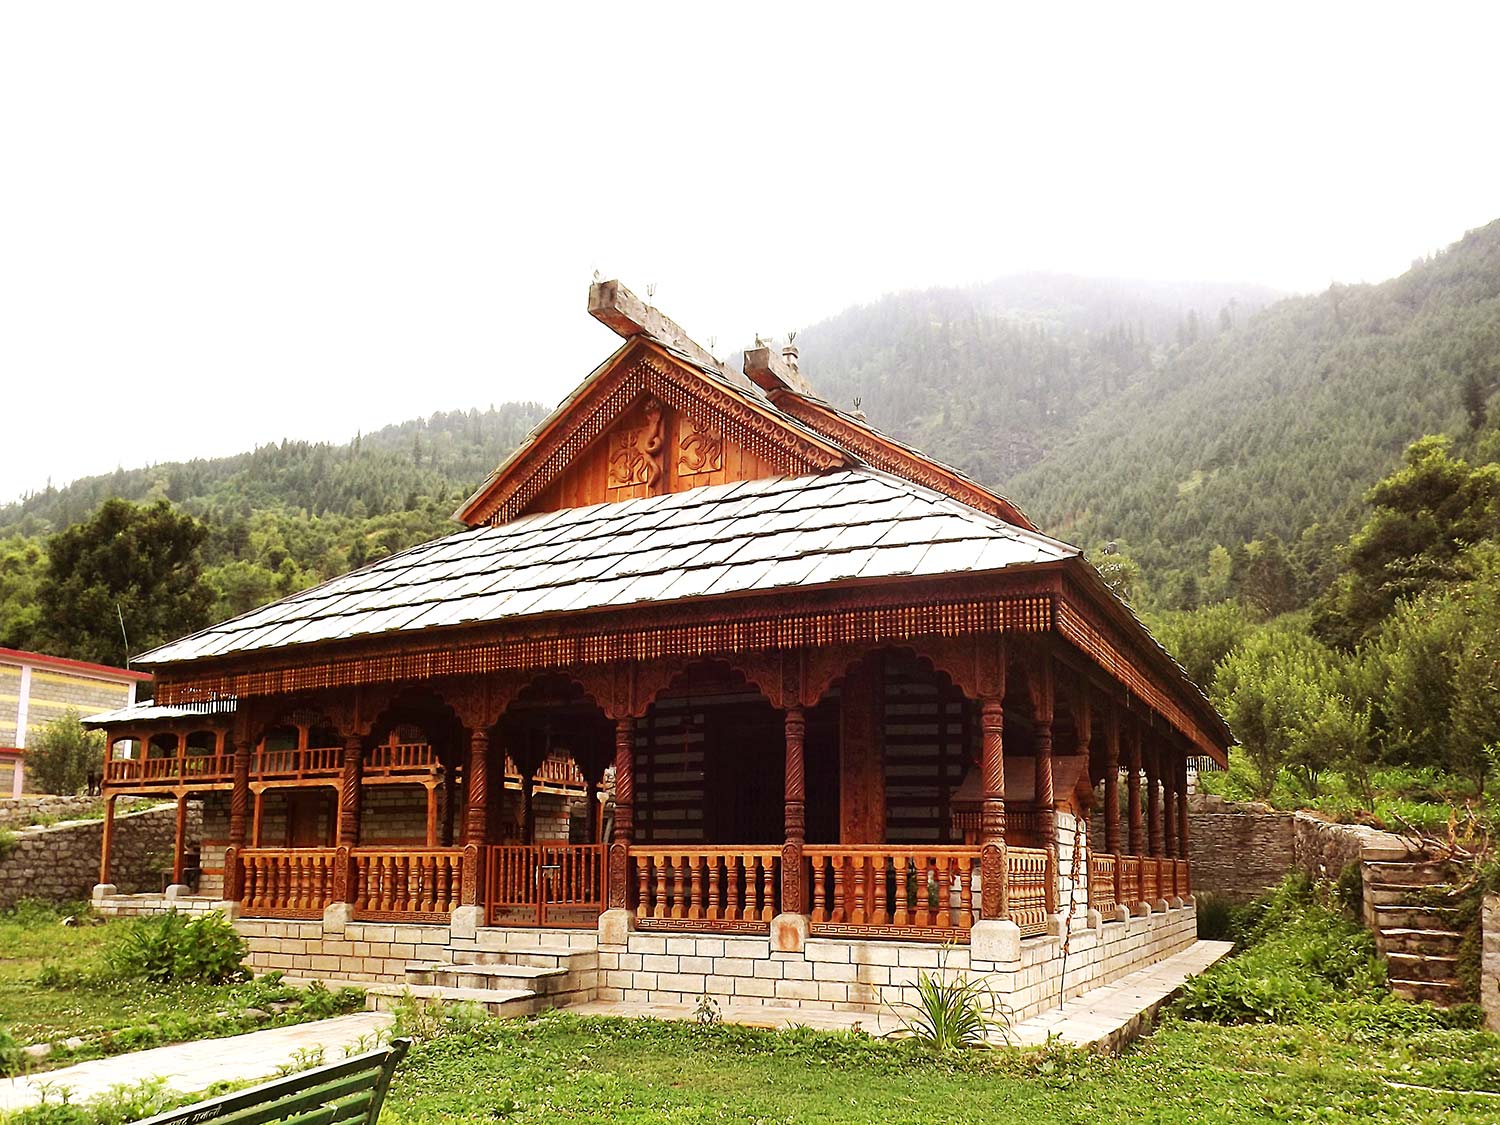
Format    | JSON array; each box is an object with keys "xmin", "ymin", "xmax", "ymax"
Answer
[
  {"xmin": 365, "ymin": 983, "xmax": 544, "ymax": 1018},
  {"xmin": 1389, "ymin": 978, "xmax": 1465, "ymax": 1007},
  {"xmin": 1376, "ymin": 928, "xmax": 1465, "ymax": 957},
  {"xmin": 450, "ymin": 946, "xmax": 598, "ymax": 972},
  {"xmin": 404, "ymin": 961, "xmax": 574, "ymax": 993},
  {"xmin": 1370, "ymin": 903, "xmax": 1460, "ymax": 931},
  {"xmin": 1362, "ymin": 860, "xmax": 1451, "ymax": 886},
  {"xmin": 470, "ymin": 928, "xmax": 598, "ymax": 955},
  {"xmin": 1384, "ymin": 952, "xmax": 1461, "ymax": 983}
]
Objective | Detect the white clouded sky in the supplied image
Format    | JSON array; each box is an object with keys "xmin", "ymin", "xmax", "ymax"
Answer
[{"xmin": 3, "ymin": 2, "xmax": 1497, "ymax": 502}]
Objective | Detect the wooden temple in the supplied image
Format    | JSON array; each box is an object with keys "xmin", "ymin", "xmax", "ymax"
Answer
[{"xmin": 87, "ymin": 282, "xmax": 1229, "ymax": 1003}]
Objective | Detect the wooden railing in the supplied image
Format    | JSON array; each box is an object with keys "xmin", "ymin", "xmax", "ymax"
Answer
[
  {"xmin": 630, "ymin": 848, "xmax": 780, "ymax": 932},
  {"xmin": 352, "ymin": 849, "xmax": 463, "ymax": 918},
  {"xmin": 807, "ymin": 846, "xmax": 978, "ymax": 940},
  {"xmin": 1141, "ymin": 856, "xmax": 1162, "ymax": 906},
  {"xmin": 1174, "ymin": 857, "xmax": 1191, "ymax": 897},
  {"xmin": 486, "ymin": 844, "xmax": 606, "ymax": 928},
  {"xmin": 1118, "ymin": 854, "xmax": 1142, "ymax": 911},
  {"xmin": 1090, "ymin": 852, "xmax": 1118, "ymax": 915},
  {"xmin": 364, "ymin": 742, "xmax": 439, "ymax": 775},
  {"xmin": 254, "ymin": 746, "xmax": 343, "ymax": 779},
  {"xmin": 104, "ymin": 754, "xmax": 234, "ymax": 786},
  {"xmin": 239, "ymin": 848, "xmax": 340, "ymax": 916},
  {"xmin": 503, "ymin": 755, "xmax": 587, "ymax": 792},
  {"xmin": 1007, "ymin": 846, "xmax": 1051, "ymax": 936}
]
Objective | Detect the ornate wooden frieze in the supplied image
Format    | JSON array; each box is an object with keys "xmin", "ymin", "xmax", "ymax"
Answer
[
  {"xmin": 464, "ymin": 347, "xmax": 844, "ymax": 526},
  {"xmin": 154, "ymin": 587, "xmax": 1058, "ymax": 708},
  {"xmin": 677, "ymin": 415, "xmax": 723, "ymax": 476}
]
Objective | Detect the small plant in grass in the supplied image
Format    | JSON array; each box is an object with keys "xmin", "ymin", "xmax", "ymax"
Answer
[
  {"xmin": 274, "ymin": 1045, "xmax": 326, "ymax": 1076},
  {"xmin": 103, "ymin": 910, "xmax": 248, "ymax": 985},
  {"xmin": 883, "ymin": 947, "xmax": 1011, "ymax": 1051},
  {"xmin": 692, "ymin": 993, "xmax": 721, "ymax": 1026},
  {"xmin": 296, "ymin": 980, "xmax": 365, "ymax": 1018},
  {"xmin": 0, "ymin": 828, "xmax": 17, "ymax": 860}
]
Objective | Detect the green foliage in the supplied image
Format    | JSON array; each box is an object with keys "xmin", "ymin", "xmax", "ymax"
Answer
[
  {"xmin": 885, "ymin": 954, "xmax": 1012, "ymax": 1052},
  {"xmin": 4, "ymin": 1078, "xmax": 190, "ymax": 1125},
  {"xmin": 26, "ymin": 711, "xmax": 106, "ymax": 796},
  {"xmin": 0, "ymin": 828, "xmax": 16, "ymax": 861},
  {"xmin": 29, "ymin": 499, "xmax": 214, "ymax": 666},
  {"xmin": 102, "ymin": 911, "xmax": 248, "ymax": 986},
  {"xmin": 1147, "ymin": 601, "xmax": 1249, "ymax": 687}
]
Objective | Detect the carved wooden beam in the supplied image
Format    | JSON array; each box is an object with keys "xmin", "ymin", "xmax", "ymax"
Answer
[
  {"xmin": 743, "ymin": 345, "xmax": 815, "ymax": 398},
  {"xmin": 588, "ymin": 279, "xmax": 744, "ymax": 389}
]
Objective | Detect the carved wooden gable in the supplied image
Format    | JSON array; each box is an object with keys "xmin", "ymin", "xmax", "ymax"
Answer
[{"xmin": 458, "ymin": 341, "xmax": 850, "ymax": 525}]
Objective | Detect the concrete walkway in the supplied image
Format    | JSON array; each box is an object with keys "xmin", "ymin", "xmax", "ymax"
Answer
[
  {"xmin": 570, "ymin": 939, "xmax": 1235, "ymax": 1054},
  {"xmin": 0, "ymin": 1012, "xmax": 393, "ymax": 1112}
]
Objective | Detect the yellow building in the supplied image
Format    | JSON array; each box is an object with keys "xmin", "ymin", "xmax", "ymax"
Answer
[{"xmin": 0, "ymin": 648, "xmax": 153, "ymax": 795}]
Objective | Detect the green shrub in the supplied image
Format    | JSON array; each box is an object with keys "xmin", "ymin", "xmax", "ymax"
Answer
[
  {"xmin": 1194, "ymin": 893, "xmax": 1238, "ymax": 941},
  {"xmin": 0, "ymin": 828, "xmax": 17, "ymax": 860},
  {"xmin": 884, "ymin": 950, "xmax": 1011, "ymax": 1051},
  {"xmin": 297, "ymin": 980, "xmax": 365, "ymax": 1018},
  {"xmin": 104, "ymin": 911, "xmax": 248, "ymax": 985}
]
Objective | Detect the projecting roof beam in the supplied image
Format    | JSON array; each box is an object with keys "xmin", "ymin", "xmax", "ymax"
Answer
[
  {"xmin": 743, "ymin": 345, "xmax": 816, "ymax": 398},
  {"xmin": 588, "ymin": 279, "xmax": 727, "ymax": 379}
]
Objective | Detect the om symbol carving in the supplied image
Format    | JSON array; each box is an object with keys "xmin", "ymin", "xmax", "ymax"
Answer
[
  {"xmin": 608, "ymin": 396, "xmax": 666, "ymax": 489},
  {"xmin": 678, "ymin": 416, "xmax": 723, "ymax": 476}
]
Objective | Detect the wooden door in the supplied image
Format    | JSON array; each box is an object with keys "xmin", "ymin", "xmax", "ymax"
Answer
[{"xmin": 286, "ymin": 791, "xmax": 331, "ymax": 848}]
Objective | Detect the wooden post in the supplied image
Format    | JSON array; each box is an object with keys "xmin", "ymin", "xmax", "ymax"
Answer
[
  {"xmin": 461, "ymin": 729, "xmax": 489, "ymax": 907},
  {"xmin": 98, "ymin": 793, "xmax": 117, "ymax": 886},
  {"xmin": 1158, "ymin": 753, "xmax": 1170, "ymax": 858},
  {"xmin": 782, "ymin": 705, "xmax": 806, "ymax": 915},
  {"xmin": 338, "ymin": 734, "xmax": 363, "ymax": 848},
  {"xmin": 1146, "ymin": 744, "xmax": 1163, "ymax": 858},
  {"xmin": 520, "ymin": 775, "xmax": 536, "ymax": 845},
  {"xmin": 1035, "ymin": 702, "xmax": 1057, "ymax": 915},
  {"xmin": 251, "ymin": 789, "xmax": 264, "ymax": 847},
  {"xmin": 607, "ymin": 717, "xmax": 634, "ymax": 911},
  {"xmin": 1127, "ymin": 725, "xmax": 1143, "ymax": 857},
  {"xmin": 1177, "ymin": 756, "xmax": 1191, "ymax": 864},
  {"xmin": 1104, "ymin": 707, "xmax": 1121, "ymax": 854},
  {"xmin": 425, "ymin": 782, "xmax": 439, "ymax": 848},
  {"xmin": 226, "ymin": 739, "xmax": 251, "ymax": 901},
  {"xmin": 978, "ymin": 695, "xmax": 1008, "ymax": 920},
  {"xmin": 172, "ymin": 793, "xmax": 188, "ymax": 885}
]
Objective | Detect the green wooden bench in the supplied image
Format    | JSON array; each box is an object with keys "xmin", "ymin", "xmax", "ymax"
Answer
[{"xmin": 134, "ymin": 1038, "xmax": 411, "ymax": 1125}]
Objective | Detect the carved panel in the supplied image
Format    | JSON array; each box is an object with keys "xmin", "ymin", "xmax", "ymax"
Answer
[
  {"xmin": 607, "ymin": 395, "xmax": 666, "ymax": 490},
  {"xmin": 677, "ymin": 415, "xmax": 723, "ymax": 476}
]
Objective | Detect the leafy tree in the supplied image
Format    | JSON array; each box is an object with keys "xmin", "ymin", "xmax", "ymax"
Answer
[
  {"xmin": 1315, "ymin": 437, "xmax": 1500, "ymax": 646},
  {"xmin": 34, "ymin": 500, "xmax": 215, "ymax": 665},
  {"xmin": 1088, "ymin": 543, "xmax": 1143, "ymax": 605},
  {"xmin": 1231, "ymin": 535, "xmax": 1303, "ymax": 620},
  {"xmin": 0, "ymin": 535, "xmax": 45, "ymax": 650},
  {"xmin": 1150, "ymin": 602, "xmax": 1250, "ymax": 688},
  {"xmin": 27, "ymin": 709, "xmax": 105, "ymax": 795}
]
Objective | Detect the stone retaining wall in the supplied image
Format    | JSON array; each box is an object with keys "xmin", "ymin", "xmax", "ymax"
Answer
[
  {"xmin": 0, "ymin": 795, "xmax": 159, "ymax": 831},
  {"xmin": 598, "ymin": 909, "xmax": 1197, "ymax": 1023},
  {"xmin": 0, "ymin": 801, "xmax": 191, "ymax": 908},
  {"xmin": 1188, "ymin": 794, "xmax": 1411, "ymax": 901}
]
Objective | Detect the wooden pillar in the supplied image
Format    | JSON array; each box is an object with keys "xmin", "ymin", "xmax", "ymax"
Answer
[
  {"xmin": 1034, "ymin": 702, "xmax": 1056, "ymax": 914},
  {"xmin": 839, "ymin": 655, "xmax": 885, "ymax": 844},
  {"xmin": 464, "ymin": 730, "xmax": 490, "ymax": 847},
  {"xmin": 1177, "ymin": 756, "xmax": 1191, "ymax": 863},
  {"xmin": 228, "ymin": 739, "xmax": 252, "ymax": 850},
  {"xmin": 978, "ymin": 695, "xmax": 1008, "ymax": 920},
  {"xmin": 782, "ymin": 705, "xmax": 806, "ymax": 916},
  {"xmin": 98, "ymin": 793, "xmax": 117, "ymax": 886},
  {"xmin": 1104, "ymin": 708, "xmax": 1121, "ymax": 855},
  {"xmin": 251, "ymin": 790, "xmax": 264, "ymax": 847},
  {"xmin": 338, "ymin": 734, "xmax": 364, "ymax": 849},
  {"xmin": 1146, "ymin": 744, "xmax": 1164, "ymax": 857},
  {"xmin": 425, "ymin": 783, "xmax": 439, "ymax": 847},
  {"xmin": 520, "ymin": 775, "xmax": 536, "ymax": 845},
  {"xmin": 1158, "ymin": 753, "xmax": 1170, "ymax": 858},
  {"xmin": 1126, "ymin": 726, "xmax": 1143, "ymax": 857},
  {"xmin": 607, "ymin": 717, "xmax": 634, "ymax": 911}
]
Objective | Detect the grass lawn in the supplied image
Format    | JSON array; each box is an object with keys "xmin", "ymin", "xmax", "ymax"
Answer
[
  {"xmin": 0, "ymin": 902, "xmax": 362, "ymax": 1071},
  {"xmin": 380, "ymin": 1009, "xmax": 1500, "ymax": 1125}
]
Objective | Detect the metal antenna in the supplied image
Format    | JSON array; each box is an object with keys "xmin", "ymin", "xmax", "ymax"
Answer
[{"xmin": 117, "ymin": 603, "xmax": 131, "ymax": 668}]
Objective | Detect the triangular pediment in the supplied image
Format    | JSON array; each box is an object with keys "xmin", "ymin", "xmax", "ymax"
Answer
[{"xmin": 455, "ymin": 340, "xmax": 850, "ymax": 526}]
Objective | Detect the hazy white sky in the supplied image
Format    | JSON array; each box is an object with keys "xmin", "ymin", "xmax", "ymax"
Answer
[{"xmin": 3, "ymin": 2, "xmax": 1497, "ymax": 503}]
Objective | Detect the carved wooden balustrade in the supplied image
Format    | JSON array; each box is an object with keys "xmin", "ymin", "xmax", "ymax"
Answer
[
  {"xmin": 105, "ymin": 754, "xmax": 234, "ymax": 787},
  {"xmin": 806, "ymin": 846, "xmax": 978, "ymax": 942},
  {"xmin": 253, "ymin": 746, "xmax": 343, "ymax": 780},
  {"xmin": 239, "ymin": 848, "xmax": 341, "ymax": 917},
  {"xmin": 1117, "ymin": 854, "xmax": 1141, "ymax": 911},
  {"xmin": 364, "ymin": 742, "xmax": 441, "ymax": 776},
  {"xmin": 1006, "ymin": 846, "xmax": 1051, "ymax": 936},
  {"xmin": 1173, "ymin": 858, "xmax": 1191, "ymax": 897},
  {"xmin": 1089, "ymin": 852, "xmax": 1119, "ymax": 915},
  {"xmin": 486, "ymin": 844, "xmax": 606, "ymax": 928},
  {"xmin": 351, "ymin": 849, "xmax": 463, "ymax": 919},
  {"xmin": 1141, "ymin": 856, "xmax": 1162, "ymax": 906},
  {"xmin": 629, "ymin": 848, "xmax": 780, "ymax": 932}
]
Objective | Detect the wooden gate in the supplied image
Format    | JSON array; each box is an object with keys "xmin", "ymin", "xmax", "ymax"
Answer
[{"xmin": 485, "ymin": 844, "xmax": 606, "ymax": 928}]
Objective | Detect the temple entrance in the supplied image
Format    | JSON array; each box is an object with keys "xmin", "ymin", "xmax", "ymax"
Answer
[{"xmin": 485, "ymin": 842, "xmax": 606, "ymax": 928}]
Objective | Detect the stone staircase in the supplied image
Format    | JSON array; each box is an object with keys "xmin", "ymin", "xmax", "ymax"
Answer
[
  {"xmin": 364, "ymin": 932, "xmax": 599, "ymax": 1018},
  {"xmin": 1363, "ymin": 858, "xmax": 1464, "ymax": 1006}
]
